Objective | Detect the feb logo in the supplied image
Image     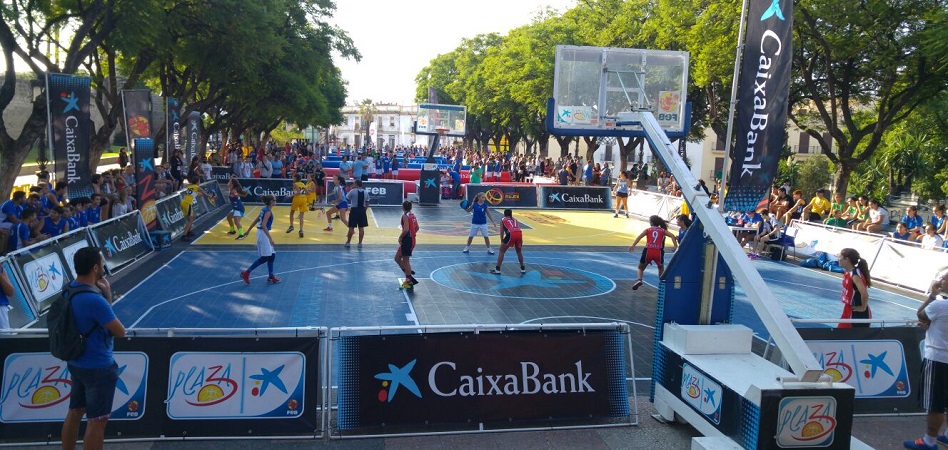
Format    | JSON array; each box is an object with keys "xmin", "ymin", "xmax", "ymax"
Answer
[
  {"xmin": 776, "ymin": 396, "xmax": 837, "ymax": 447},
  {"xmin": 658, "ymin": 91, "xmax": 681, "ymax": 113}
]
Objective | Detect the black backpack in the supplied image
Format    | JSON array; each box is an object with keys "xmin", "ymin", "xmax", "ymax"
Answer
[{"xmin": 47, "ymin": 284, "xmax": 101, "ymax": 361}]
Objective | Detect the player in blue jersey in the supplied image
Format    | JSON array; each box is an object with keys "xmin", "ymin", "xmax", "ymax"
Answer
[
  {"xmin": 226, "ymin": 176, "xmax": 249, "ymax": 238},
  {"xmin": 240, "ymin": 195, "xmax": 280, "ymax": 284},
  {"xmin": 462, "ymin": 192, "xmax": 496, "ymax": 254}
]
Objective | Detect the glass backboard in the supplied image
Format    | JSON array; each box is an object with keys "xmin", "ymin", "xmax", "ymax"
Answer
[
  {"xmin": 551, "ymin": 46, "xmax": 689, "ymax": 134},
  {"xmin": 416, "ymin": 103, "xmax": 467, "ymax": 137}
]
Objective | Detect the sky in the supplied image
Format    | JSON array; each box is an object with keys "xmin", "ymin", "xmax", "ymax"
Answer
[{"xmin": 329, "ymin": 0, "xmax": 577, "ymax": 106}]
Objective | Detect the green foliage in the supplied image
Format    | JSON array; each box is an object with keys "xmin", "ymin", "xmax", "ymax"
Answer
[
  {"xmin": 777, "ymin": 156, "xmax": 800, "ymax": 187},
  {"xmin": 270, "ymin": 122, "xmax": 304, "ymax": 145},
  {"xmin": 795, "ymin": 156, "xmax": 834, "ymax": 197}
]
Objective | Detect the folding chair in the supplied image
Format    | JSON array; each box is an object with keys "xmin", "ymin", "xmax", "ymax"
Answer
[{"xmin": 767, "ymin": 226, "xmax": 799, "ymax": 261}]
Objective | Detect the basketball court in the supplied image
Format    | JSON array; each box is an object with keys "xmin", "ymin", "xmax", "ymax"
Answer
[{"xmin": 109, "ymin": 203, "xmax": 923, "ymax": 384}]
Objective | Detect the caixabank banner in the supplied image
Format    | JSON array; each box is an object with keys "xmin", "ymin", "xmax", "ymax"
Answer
[
  {"xmin": 336, "ymin": 329, "xmax": 629, "ymax": 432},
  {"xmin": 88, "ymin": 212, "xmax": 152, "ymax": 274},
  {"xmin": 155, "ymin": 193, "xmax": 187, "ymax": 240},
  {"xmin": 235, "ymin": 178, "xmax": 296, "ymax": 204},
  {"xmin": 325, "ymin": 180, "xmax": 405, "ymax": 206},
  {"xmin": 540, "ymin": 186, "xmax": 612, "ymax": 210},
  {"xmin": 464, "ymin": 184, "xmax": 538, "ymax": 208}
]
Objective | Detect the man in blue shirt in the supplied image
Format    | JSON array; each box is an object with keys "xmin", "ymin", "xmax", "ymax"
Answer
[
  {"xmin": 338, "ymin": 156, "xmax": 352, "ymax": 181},
  {"xmin": 61, "ymin": 247, "xmax": 125, "ymax": 450},
  {"xmin": 352, "ymin": 154, "xmax": 365, "ymax": 181},
  {"xmin": 449, "ymin": 168, "xmax": 462, "ymax": 199},
  {"xmin": 8, "ymin": 209, "xmax": 43, "ymax": 251},
  {"xmin": 0, "ymin": 191, "xmax": 26, "ymax": 231},
  {"xmin": 0, "ymin": 265, "xmax": 14, "ymax": 330}
]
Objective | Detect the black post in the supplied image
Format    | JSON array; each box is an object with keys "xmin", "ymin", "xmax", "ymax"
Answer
[{"xmin": 417, "ymin": 132, "xmax": 442, "ymax": 206}]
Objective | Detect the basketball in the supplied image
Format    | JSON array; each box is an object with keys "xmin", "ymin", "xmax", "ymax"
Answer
[{"xmin": 460, "ymin": 200, "xmax": 470, "ymax": 210}]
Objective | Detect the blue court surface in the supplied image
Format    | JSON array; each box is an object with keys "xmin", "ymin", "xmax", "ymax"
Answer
[{"xmin": 114, "ymin": 245, "xmax": 922, "ymax": 376}]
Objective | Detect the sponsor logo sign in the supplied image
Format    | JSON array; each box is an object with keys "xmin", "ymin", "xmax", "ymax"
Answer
[
  {"xmin": 47, "ymin": 73, "xmax": 94, "ymax": 200},
  {"xmin": 326, "ymin": 180, "xmax": 405, "ymax": 206},
  {"xmin": 166, "ymin": 98, "xmax": 181, "ymax": 160},
  {"xmin": 775, "ymin": 396, "xmax": 838, "ymax": 447},
  {"xmin": 680, "ymin": 363, "xmax": 722, "ymax": 425},
  {"xmin": 21, "ymin": 253, "xmax": 67, "ymax": 304},
  {"xmin": 337, "ymin": 330, "xmax": 628, "ymax": 430},
  {"xmin": 166, "ymin": 352, "xmax": 305, "ymax": 419},
  {"xmin": 556, "ymin": 106, "xmax": 597, "ymax": 126},
  {"xmin": 808, "ymin": 339, "xmax": 909, "ymax": 398},
  {"xmin": 155, "ymin": 194, "xmax": 187, "ymax": 239},
  {"xmin": 465, "ymin": 184, "xmax": 538, "ymax": 208},
  {"xmin": 0, "ymin": 352, "xmax": 148, "ymax": 423},
  {"xmin": 540, "ymin": 186, "xmax": 611, "ymax": 210},
  {"xmin": 234, "ymin": 178, "xmax": 296, "ymax": 204},
  {"xmin": 133, "ymin": 138, "xmax": 158, "ymax": 229},
  {"xmin": 88, "ymin": 212, "xmax": 151, "ymax": 273},
  {"xmin": 657, "ymin": 91, "xmax": 681, "ymax": 128}
]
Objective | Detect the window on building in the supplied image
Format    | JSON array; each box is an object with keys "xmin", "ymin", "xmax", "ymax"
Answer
[
  {"xmin": 798, "ymin": 133, "xmax": 809, "ymax": 154},
  {"xmin": 715, "ymin": 133, "xmax": 726, "ymax": 151}
]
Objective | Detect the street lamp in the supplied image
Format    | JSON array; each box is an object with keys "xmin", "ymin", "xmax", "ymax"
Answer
[{"xmin": 31, "ymin": 79, "xmax": 50, "ymax": 180}]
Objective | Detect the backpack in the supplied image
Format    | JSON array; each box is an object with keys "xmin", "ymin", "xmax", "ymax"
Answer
[{"xmin": 47, "ymin": 284, "xmax": 101, "ymax": 361}]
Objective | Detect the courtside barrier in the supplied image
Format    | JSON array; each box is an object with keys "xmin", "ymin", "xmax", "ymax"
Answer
[
  {"xmin": 329, "ymin": 323, "xmax": 636, "ymax": 438},
  {"xmin": 155, "ymin": 193, "xmax": 186, "ymax": 239},
  {"xmin": 792, "ymin": 221, "xmax": 948, "ymax": 292},
  {"xmin": 464, "ymin": 184, "xmax": 539, "ymax": 208},
  {"xmin": 539, "ymin": 185, "xmax": 612, "ymax": 210},
  {"xmin": 86, "ymin": 211, "xmax": 153, "ymax": 274},
  {"xmin": 0, "ymin": 328, "xmax": 327, "ymax": 446},
  {"xmin": 0, "ymin": 255, "xmax": 38, "ymax": 328},
  {"xmin": 626, "ymin": 189, "xmax": 684, "ymax": 220}
]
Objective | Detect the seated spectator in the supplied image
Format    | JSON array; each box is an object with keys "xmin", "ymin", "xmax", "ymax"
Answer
[
  {"xmin": 824, "ymin": 208, "xmax": 848, "ymax": 227},
  {"xmin": 0, "ymin": 191, "xmax": 26, "ymax": 231},
  {"xmin": 901, "ymin": 205, "xmax": 925, "ymax": 240},
  {"xmin": 841, "ymin": 196, "xmax": 861, "ymax": 227},
  {"xmin": 803, "ymin": 189, "xmax": 831, "ymax": 222},
  {"xmin": 781, "ymin": 190, "xmax": 806, "ymax": 224},
  {"xmin": 891, "ymin": 222, "xmax": 912, "ymax": 241},
  {"xmin": 919, "ymin": 224, "xmax": 944, "ymax": 250},
  {"xmin": 931, "ymin": 204, "xmax": 947, "ymax": 237},
  {"xmin": 63, "ymin": 204, "xmax": 80, "ymax": 231},
  {"xmin": 9, "ymin": 209, "xmax": 44, "ymax": 251},
  {"xmin": 41, "ymin": 205, "xmax": 69, "ymax": 237},
  {"xmin": 850, "ymin": 196, "xmax": 870, "ymax": 229},
  {"xmin": 854, "ymin": 199, "xmax": 889, "ymax": 233},
  {"xmin": 87, "ymin": 194, "xmax": 104, "ymax": 225},
  {"xmin": 738, "ymin": 209, "xmax": 764, "ymax": 249},
  {"xmin": 111, "ymin": 193, "xmax": 128, "ymax": 218},
  {"xmin": 829, "ymin": 192, "xmax": 845, "ymax": 216},
  {"xmin": 750, "ymin": 210, "xmax": 783, "ymax": 258}
]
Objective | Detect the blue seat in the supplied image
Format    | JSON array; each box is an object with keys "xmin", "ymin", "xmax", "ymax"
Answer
[{"xmin": 768, "ymin": 226, "xmax": 799, "ymax": 260}]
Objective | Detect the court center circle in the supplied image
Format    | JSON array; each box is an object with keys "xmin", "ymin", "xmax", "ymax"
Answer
[{"xmin": 430, "ymin": 262, "xmax": 615, "ymax": 300}]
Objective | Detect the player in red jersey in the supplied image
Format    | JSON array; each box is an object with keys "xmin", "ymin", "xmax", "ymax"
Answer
[
  {"xmin": 491, "ymin": 209, "xmax": 525, "ymax": 274},
  {"xmin": 396, "ymin": 201, "xmax": 420, "ymax": 289},
  {"xmin": 629, "ymin": 215, "xmax": 678, "ymax": 290}
]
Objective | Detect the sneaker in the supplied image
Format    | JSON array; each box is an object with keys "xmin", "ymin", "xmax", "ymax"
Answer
[
  {"xmin": 400, "ymin": 281, "xmax": 413, "ymax": 289},
  {"xmin": 632, "ymin": 280, "xmax": 644, "ymax": 290},
  {"xmin": 236, "ymin": 233, "xmax": 247, "ymax": 240},
  {"xmin": 323, "ymin": 227, "xmax": 333, "ymax": 232},
  {"xmin": 299, "ymin": 230, "xmax": 304, "ymax": 238},
  {"xmin": 411, "ymin": 270, "xmax": 416, "ymax": 275},
  {"xmin": 344, "ymin": 242, "xmax": 350, "ymax": 248},
  {"xmin": 357, "ymin": 243, "xmax": 363, "ymax": 249},
  {"xmin": 937, "ymin": 434, "xmax": 948, "ymax": 446},
  {"xmin": 903, "ymin": 438, "xmax": 937, "ymax": 450},
  {"xmin": 487, "ymin": 248, "xmax": 495, "ymax": 255},
  {"xmin": 408, "ymin": 277, "xmax": 419, "ymax": 286},
  {"xmin": 521, "ymin": 266, "xmax": 526, "ymax": 274},
  {"xmin": 490, "ymin": 268, "xmax": 502, "ymax": 274},
  {"xmin": 613, "ymin": 213, "xmax": 618, "ymax": 218},
  {"xmin": 309, "ymin": 206, "xmax": 315, "ymax": 211},
  {"xmin": 240, "ymin": 270, "xmax": 250, "ymax": 285},
  {"xmin": 286, "ymin": 226, "xmax": 294, "ymax": 233},
  {"xmin": 267, "ymin": 275, "xmax": 281, "ymax": 284},
  {"xmin": 626, "ymin": 213, "xmax": 630, "ymax": 218},
  {"xmin": 462, "ymin": 247, "xmax": 469, "ymax": 253},
  {"xmin": 227, "ymin": 230, "xmax": 237, "ymax": 235}
]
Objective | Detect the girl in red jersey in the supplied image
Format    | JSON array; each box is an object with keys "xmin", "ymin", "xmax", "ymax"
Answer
[
  {"xmin": 837, "ymin": 247, "xmax": 872, "ymax": 328},
  {"xmin": 396, "ymin": 201, "xmax": 420, "ymax": 289},
  {"xmin": 629, "ymin": 215, "xmax": 678, "ymax": 290},
  {"xmin": 491, "ymin": 209, "xmax": 525, "ymax": 274}
]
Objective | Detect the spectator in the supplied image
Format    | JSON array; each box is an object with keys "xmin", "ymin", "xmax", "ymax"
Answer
[
  {"xmin": 782, "ymin": 190, "xmax": 807, "ymax": 224},
  {"xmin": 750, "ymin": 210, "xmax": 783, "ymax": 258},
  {"xmin": 257, "ymin": 154, "xmax": 273, "ymax": 178},
  {"xmin": 738, "ymin": 209, "xmax": 764, "ymax": 249},
  {"xmin": 339, "ymin": 155, "xmax": 353, "ymax": 180},
  {"xmin": 803, "ymin": 189, "xmax": 832, "ymax": 222},
  {"xmin": 0, "ymin": 191, "xmax": 26, "ymax": 231},
  {"xmin": 9, "ymin": 209, "xmax": 44, "ymax": 251},
  {"xmin": 0, "ymin": 265, "xmax": 13, "ymax": 329},
  {"xmin": 824, "ymin": 208, "xmax": 848, "ymax": 228},
  {"xmin": 920, "ymin": 224, "xmax": 945, "ymax": 250},
  {"xmin": 902, "ymin": 205, "xmax": 925, "ymax": 240},
  {"xmin": 932, "ymin": 204, "xmax": 947, "ymax": 237},
  {"xmin": 170, "ymin": 149, "xmax": 185, "ymax": 185},
  {"xmin": 891, "ymin": 222, "xmax": 912, "ymax": 241},
  {"xmin": 841, "ymin": 196, "xmax": 861, "ymax": 228},
  {"xmin": 352, "ymin": 154, "xmax": 365, "ymax": 182},
  {"xmin": 201, "ymin": 157, "xmax": 212, "ymax": 182},
  {"xmin": 902, "ymin": 270, "xmax": 948, "ymax": 450},
  {"xmin": 851, "ymin": 196, "xmax": 870, "ymax": 229},
  {"xmin": 41, "ymin": 205, "xmax": 69, "ymax": 237},
  {"xmin": 118, "ymin": 147, "xmax": 129, "ymax": 169},
  {"xmin": 449, "ymin": 168, "xmax": 462, "ymax": 199},
  {"xmin": 271, "ymin": 152, "xmax": 284, "ymax": 178},
  {"xmin": 600, "ymin": 163, "xmax": 612, "ymax": 186},
  {"xmin": 855, "ymin": 199, "xmax": 889, "ymax": 233}
]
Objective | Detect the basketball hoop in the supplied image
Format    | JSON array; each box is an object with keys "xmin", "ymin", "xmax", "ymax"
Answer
[{"xmin": 435, "ymin": 127, "xmax": 450, "ymax": 136}]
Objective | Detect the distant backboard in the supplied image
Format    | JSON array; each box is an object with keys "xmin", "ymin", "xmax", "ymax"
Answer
[
  {"xmin": 551, "ymin": 46, "xmax": 689, "ymax": 135},
  {"xmin": 416, "ymin": 103, "xmax": 467, "ymax": 137}
]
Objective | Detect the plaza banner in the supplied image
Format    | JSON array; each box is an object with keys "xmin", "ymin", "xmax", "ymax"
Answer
[
  {"xmin": 166, "ymin": 97, "xmax": 181, "ymax": 161},
  {"xmin": 464, "ymin": 184, "xmax": 538, "ymax": 208},
  {"xmin": 798, "ymin": 326, "xmax": 924, "ymax": 414},
  {"xmin": 540, "ymin": 186, "xmax": 612, "ymax": 210},
  {"xmin": 122, "ymin": 89, "xmax": 152, "ymax": 150},
  {"xmin": 87, "ymin": 212, "xmax": 152, "ymax": 274},
  {"xmin": 183, "ymin": 111, "xmax": 202, "ymax": 166},
  {"xmin": 46, "ymin": 73, "xmax": 94, "ymax": 200},
  {"xmin": 336, "ymin": 329, "xmax": 629, "ymax": 431},
  {"xmin": 155, "ymin": 193, "xmax": 187, "ymax": 240},
  {"xmin": 134, "ymin": 138, "xmax": 158, "ymax": 229},
  {"xmin": 723, "ymin": 0, "xmax": 793, "ymax": 213},
  {"xmin": 0, "ymin": 333, "xmax": 321, "ymax": 441}
]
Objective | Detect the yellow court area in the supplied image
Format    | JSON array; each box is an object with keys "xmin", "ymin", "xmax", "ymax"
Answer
[{"xmin": 195, "ymin": 206, "xmax": 656, "ymax": 247}]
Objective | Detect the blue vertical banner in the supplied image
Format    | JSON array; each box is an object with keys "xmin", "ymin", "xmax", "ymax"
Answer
[
  {"xmin": 183, "ymin": 111, "xmax": 202, "ymax": 167},
  {"xmin": 46, "ymin": 73, "xmax": 94, "ymax": 200},
  {"xmin": 723, "ymin": 0, "xmax": 793, "ymax": 212},
  {"xmin": 166, "ymin": 97, "xmax": 181, "ymax": 162},
  {"xmin": 134, "ymin": 139, "xmax": 158, "ymax": 229},
  {"xmin": 122, "ymin": 90, "xmax": 152, "ymax": 151}
]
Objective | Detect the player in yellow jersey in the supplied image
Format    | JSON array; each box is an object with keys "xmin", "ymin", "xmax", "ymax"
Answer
[
  {"xmin": 180, "ymin": 176, "xmax": 211, "ymax": 241},
  {"xmin": 305, "ymin": 172, "xmax": 319, "ymax": 212},
  {"xmin": 287, "ymin": 173, "xmax": 309, "ymax": 238}
]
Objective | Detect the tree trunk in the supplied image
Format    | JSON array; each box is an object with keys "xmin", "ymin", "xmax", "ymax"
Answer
[
  {"xmin": 553, "ymin": 135, "xmax": 573, "ymax": 157},
  {"xmin": 834, "ymin": 163, "xmax": 853, "ymax": 196},
  {"xmin": 583, "ymin": 136, "xmax": 599, "ymax": 164},
  {"xmin": 0, "ymin": 103, "xmax": 47, "ymax": 199}
]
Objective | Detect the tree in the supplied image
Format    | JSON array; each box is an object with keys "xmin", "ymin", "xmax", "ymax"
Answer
[
  {"xmin": 789, "ymin": 0, "xmax": 947, "ymax": 195},
  {"xmin": 795, "ymin": 155, "xmax": 834, "ymax": 198}
]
